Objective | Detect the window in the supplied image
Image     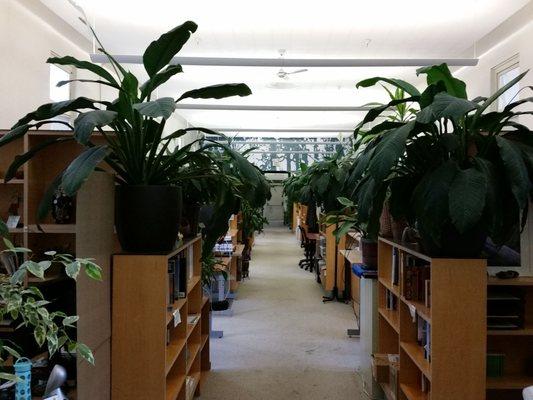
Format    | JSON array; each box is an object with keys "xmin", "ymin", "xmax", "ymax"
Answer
[
  {"xmin": 49, "ymin": 63, "xmax": 71, "ymax": 102},
  {"xmin": 492, "ymin": 55, "xmax": 520, "ymax": 111}
]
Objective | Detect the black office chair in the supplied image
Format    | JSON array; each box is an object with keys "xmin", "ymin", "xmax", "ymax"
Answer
[{"xmin": 298, "ymin": 226, "xmax": 317, "ymax": 272}]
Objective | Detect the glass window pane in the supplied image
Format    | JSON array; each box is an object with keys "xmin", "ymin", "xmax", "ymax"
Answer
[
  {"xmin": 50, "ymin": 64, "xmax": 70, "ymax": 102},
  {"xmin": 497, "ymin": 65, "xmax": 520, "ymax": 111}
]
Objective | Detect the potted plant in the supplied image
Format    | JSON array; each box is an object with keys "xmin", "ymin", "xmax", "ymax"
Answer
[
  {"xmin": 325, "ymin": 197, "xmax": 378, "ymax": 268},
  {"xmin": 0, "ymin": 20, "xmax": 252, "ymax": 253},
  {"xmin": 0, "ymin": 220, "xmax": 100, "ymax": 383},
  {"xmin": 349, "ymin": 64, "xmax": 533, "ymax": 257}
]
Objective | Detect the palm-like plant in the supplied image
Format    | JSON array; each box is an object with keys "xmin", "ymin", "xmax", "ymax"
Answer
[
  {"xmin": 0, "ymin": 21, "xmax": 251, "ymax": 216},
  {"xmin": 348, "ymin": 64, "xmax": 533, "ymax": 256}
]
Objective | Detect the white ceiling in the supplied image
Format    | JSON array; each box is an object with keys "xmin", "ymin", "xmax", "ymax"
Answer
[{"xmin": 40, "ymin": 0, "xmax": 530, "ymax": 136}]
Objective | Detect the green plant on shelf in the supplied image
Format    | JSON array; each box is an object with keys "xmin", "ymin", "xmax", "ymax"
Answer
[
  {"xmin": 345, "ymin": 63, "xmax": 533, "ymax": 256},
  {"xmin": 0, "ymin": 20, "xmax": 254, "ymax": 219},
  {"xmin": 0, "ymin": 221, "xmax": 101, "ymax": 381}
]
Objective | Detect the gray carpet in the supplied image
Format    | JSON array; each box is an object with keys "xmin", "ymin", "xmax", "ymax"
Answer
[{"xmin": 201, "ymin": 227, "xmax": 364, "ymax": 400}]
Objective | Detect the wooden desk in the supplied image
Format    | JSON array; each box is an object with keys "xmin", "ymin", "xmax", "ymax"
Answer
[{"xmin": 339, "ymin": 248, "xmax": 363, "ymax": 324}]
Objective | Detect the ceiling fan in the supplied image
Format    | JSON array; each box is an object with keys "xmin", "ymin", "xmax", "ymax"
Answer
[{"xmin": 276, "ymin": 49, "xmax": 308, "ymax": 79}]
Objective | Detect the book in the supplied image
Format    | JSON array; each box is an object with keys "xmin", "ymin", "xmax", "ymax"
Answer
[
  {"xmin": 391, "ymin": 248, "xmax": 400, "ymax": 286},
  {"xmin": 175, "ymin": 255, "xmax": 187, "ymax": 299},
  {"xmin": 168, "ymin": 261, "xmax": 175, "ymax": 307}
]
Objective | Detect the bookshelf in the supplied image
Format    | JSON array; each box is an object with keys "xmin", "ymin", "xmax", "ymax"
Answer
[
  {"xmin": 486, "ymin": 277, "xmax": 533, "ymax": 399},
  {"xmin": 376, "ymin": 237, "xmax": 486, "ymax": 400},
  {"xmin": 112, "ymin": 235, "xmax": 210, "ymax": 400},
  {"xmin": 0, "ymin": 130, "xmax": 115, "ymax": 398}
]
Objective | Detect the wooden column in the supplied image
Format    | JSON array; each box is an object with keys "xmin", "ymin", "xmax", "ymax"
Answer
[{"xmin": 76, "ymin": 171, "xmax": 115, "ymax": 400}]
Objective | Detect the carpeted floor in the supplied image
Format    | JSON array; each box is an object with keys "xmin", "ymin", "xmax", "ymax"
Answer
[{"xmin": 201, "ymin": 227, "xmax": 363, "ymax": 400}]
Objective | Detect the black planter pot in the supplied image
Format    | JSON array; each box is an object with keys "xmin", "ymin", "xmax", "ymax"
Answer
[
  {"xmin": 419, "ymin": 222, "xmax": 486, "ymax": 258},
  {"xmin": 180, "ymin": 203, "xmax": 201, "ymax": 238},
  {"xmin": 361, "ymin": 237, "xmax": 378, "ymax": 269},
  {"xmin": 115, "ymin": 185, "xmax": 182, "ymax": 253}
]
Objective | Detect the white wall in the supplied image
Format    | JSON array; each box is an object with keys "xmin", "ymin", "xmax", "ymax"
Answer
[
  {"xmin": 0, "ymin": 0, "xmax": 99, "ymax": 128},
  {"xmin": 457, "ymin": 3, "xmax": 533, "ymax": 128},
  {"xmin": 0, "ymin": 0, "xmax": 195, "ymax": 139}
]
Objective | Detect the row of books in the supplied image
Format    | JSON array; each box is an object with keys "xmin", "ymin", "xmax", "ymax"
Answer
[
  {"xmin": 167, "ymin": 252, "xmax": 194, "ymax": 308},
  {"xmin": 403, "ymin": 260, "xmax": 431, "ymax": 307},
  {"xmin": 385, "ymin": 289, "xmax": 397, "ymax": 311}
]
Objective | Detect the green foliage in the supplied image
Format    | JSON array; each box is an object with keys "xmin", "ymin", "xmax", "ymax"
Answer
[
  {"xmin": 0, "ymin": 20, "xmax": 252, "ymax": 220},
  {"xmin": 347, "ymin": 63, "xmax": 533, "ymax": 247},
  {"xmin": 0, "ymin": 235, "xmax": 102, "ymax": 380}
]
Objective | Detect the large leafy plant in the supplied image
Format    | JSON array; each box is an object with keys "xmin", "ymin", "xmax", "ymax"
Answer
[
  {"xmin": 0, "ymin": 221, "xmax": 101, "ymax": 381},
  {"xmin": 348, "ymin": 64, "xmax": 533, "ymax": 250},
  {"xmin": 0, "ymin": 21, "xmax": 251, "ymax": 219}
]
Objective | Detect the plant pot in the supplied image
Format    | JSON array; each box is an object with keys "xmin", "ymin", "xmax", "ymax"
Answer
[
  {"xmin": 180, "ymin": 203, "xmax": 201, "ymax": 238},
  {"xmin": 379, "ymin": 204, "xmax": 393, "ymax": 238},
  {"xmin": 361, "ymin": 237, "xmax": 378, "ymax": 269},
  {"xmin": 419, "ymin": 222, "xmax": 486, "ymax": 258},
  {"xmin": 115, "ymin": 185, "xmax": 182, "ymax": 253}
]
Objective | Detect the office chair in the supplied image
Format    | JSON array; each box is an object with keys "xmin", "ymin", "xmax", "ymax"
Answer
[{"xmin": 298, "ymin": 226, "xmax": 316, "ymax": 272}]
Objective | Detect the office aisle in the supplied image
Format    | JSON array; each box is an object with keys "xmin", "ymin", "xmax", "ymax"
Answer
[{"xmin": 202, "ymin": 227, "xmax": 363, "ymax": 400}]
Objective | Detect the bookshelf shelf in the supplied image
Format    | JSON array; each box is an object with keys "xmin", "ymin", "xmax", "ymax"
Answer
[
  {"xmin": 486, "ymin": 374, "xmax": 533, "ymax": 390},
  {"xmin": 186, "ymin": 343, "xmax": 201, "ymax": 375},
  {"xmin": 112, "ymin": 237, "xmax": 209, "ymax": 400},
  {"xmin": 187, "ymin": 276, "xmax": 201, "ymax": 294},
  {"xmin": 166, "ymin": 338, "xmax": 187, "ymax": 375},
  {"xmin": 401, "ymin": 297, "xmax": 431, "ymax": 323},
  {"xmin": 166, "ymin": 374, "xmax": 186, "ymax": 400},
  {"xmin": 378, "ymin": 308, "xmax": 399, "ymax": 333},
  {"xmin": 376, "ymin": 238, "xmax": 486, "ymax": 400},
  {"xmin": 167, "ymin": 299, "xmax": 187, "ymax": 325},
  {"xmin": 400, "ymin": 383, "xmax": 428, "ymax": 400},
  {"xmin": 400, "ymin": 341, "xmax": 431, "ymax": 380},
  {"xmin": 27, "ymin": 224, "xmax": 76, "ymax": 233},
  {"xmin": 378, "ymin": 277, "xmax": 400, "ymax": 297}
]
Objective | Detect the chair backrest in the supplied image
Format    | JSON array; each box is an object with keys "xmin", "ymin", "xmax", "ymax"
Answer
[{"xmin": 299, "ymin": 225, "xmax": 310, "ymax": 242}]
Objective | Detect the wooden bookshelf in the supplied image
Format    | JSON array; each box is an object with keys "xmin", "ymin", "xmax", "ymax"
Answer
[
  {"xmin": 112, "ymin": 236, "xmax": 210, "ymax": 400},
  {"xmin": 486, "ymin": 278, "xmax": 533, "ymax": 398},
  {"xmin": 0, "ymin": 130, "xmax": 115, "ymax": 399},
  {"xmin": 376, "ymin": 237, "xmax": 487, "ymax": 400}
]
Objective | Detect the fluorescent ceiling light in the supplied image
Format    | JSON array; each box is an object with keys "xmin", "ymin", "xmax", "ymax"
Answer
[{"xmin": 90, "ymin": 54, "xmax": 478, "ymax": 67}]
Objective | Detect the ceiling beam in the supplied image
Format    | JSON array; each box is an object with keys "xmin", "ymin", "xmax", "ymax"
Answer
[
  {"xmin": 213, "ymin": 128, "xmax": 353, "ymax": 133},
  {"xmin": 175, "ymin": 104, "xmax": 369, "ymax": 111},
  {"xmin": 90, "ymin": 54, "xmax": 479, "ymax": 67}
]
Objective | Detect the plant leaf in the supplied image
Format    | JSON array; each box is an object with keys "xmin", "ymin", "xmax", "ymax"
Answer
[
  {"xmin": 25, "ymin": 260, "xmax": 45, "ymax": 279},
  {"xmin": 356, "ymin": 77, "xmax": 420, "ymax": 97},
  {"xmin": 76, "ymin": 343, "xmax": 95, "ymax": 365},
  {"xmin": 5, "ymin": 137, "xmax": 74, "ymax": 182},
  {"xmin": 47, "ymin": 55, "xmax": 119, "ymax": 86},
  {"xmin": 496, "ymin": 136, "xmax": 530, "ymax": 209},
  {"xmin": 84, "ymin": 261, "xmax": 103, "ymax": 281},
  {"xmin": 37, "ymin": 170, "xmax": 65, "ymax": 221},
  {"xmin": 63, "ymin": 315, "xmax": 79, "ymax": 327},
  {"xmin": 74, "ymin": 110, "xmax": 117, "ymax": 144},
  {"xmin": 143, "ymin": 21, "xmax": 198, "ymax": 77},
  {"xmin": 133, "ymin": 97, "xmax": 176, "ymax": 119},
  {"xmin": 61, "ymin": 146, "xmax": 109, "ymax": 196},
  {"xmin": 0, "ymin": 125, "xmax": 31, "ymax": 147},
  {"xmin": 449, "ymin": 167, "xmax": 487, "ymax": 233},
  {"xmin": 140, "ymin": 64, "xmax": 183, "ymax": 99},
  {"xmin": 65, "ymin": 261, "xmax": 81, "ymax": 280},
  {"xmin": 368, "ymin": 121, "xmax": 414, "ymax": 181},
  {"xmin": 177, "ymin": 83, "xmax": 252, "ymax": 102},
  {"xmin": 417, "ymin": 92, "xmax": 478, "ymax": 124},
  {"xmin": 416, "ymin": 63, "xmax": 467, "ymax": 99},
  {"xmin": 34, "ymin": 325, "xmax": 46, "ymax": 347},
  {"xmin": 14, "ymin": 97, "xmax": 98, "ymax": 127}
]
